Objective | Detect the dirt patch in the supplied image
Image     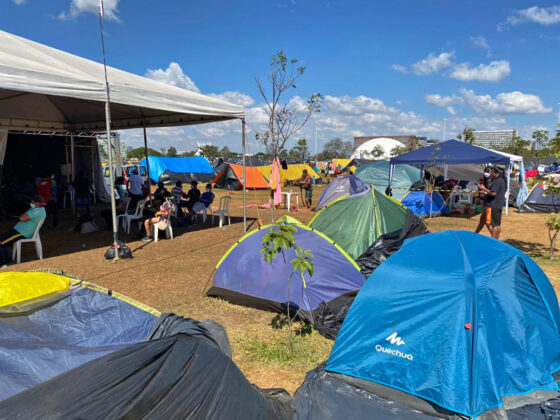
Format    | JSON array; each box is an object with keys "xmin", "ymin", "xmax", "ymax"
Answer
[{"xmin": 3, "ymin": 186, "xmax": 559, "ymax": 393}]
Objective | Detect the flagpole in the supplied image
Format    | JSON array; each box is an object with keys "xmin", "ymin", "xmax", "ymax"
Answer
[{"xmin": 98, "ymin": 0, "xmax": 120, "ymax": 257}]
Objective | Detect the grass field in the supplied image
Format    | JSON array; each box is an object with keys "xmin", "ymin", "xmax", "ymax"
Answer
[{"xmin": 3, "ymin": 184, "xmax": 559, "ymax": 393}]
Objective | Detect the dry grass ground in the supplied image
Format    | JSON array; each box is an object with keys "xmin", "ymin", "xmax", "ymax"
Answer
[{"xmin": 2, "ymin": 184, "xmax": 559, "ymax": 393}]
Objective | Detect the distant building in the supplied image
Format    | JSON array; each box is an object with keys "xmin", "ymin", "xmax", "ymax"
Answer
[
  {"xmin": 353, "ymin": 135, "xmax": 417, "ymax": 152},
  {"xmin": 417, "ymin": 137, "xmax": 439, "ymax": 147},
  {"xmin": 472, "ymin": 130, "xmax": 518, "ymax": 148}
]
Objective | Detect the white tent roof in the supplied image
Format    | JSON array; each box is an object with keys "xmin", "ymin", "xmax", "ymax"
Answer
[
  {"xmin": 0, "ymin": 30, "xmax": 244, "ymax": 132},
  {"xmin": 351, "ymin": 137, "xmax": 404, "ymax": 159},
  {"xmin": 479, "ymin": 145, "xmax": 523, "ymax": 163}
]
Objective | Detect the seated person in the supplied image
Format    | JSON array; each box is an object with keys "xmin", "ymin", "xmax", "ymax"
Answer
[
  {"xmin": 171, "ymin": 181, "xmax": 187, "ymax": 209},
  {"xmin": 0, "ymin": 195, "xmax": 46, "ymax": 249},
  {"xmin": 154, "ymin": 181, "xmax": 168, "ymax": 200},
  {"xmin": 185, "ymin": 181, "xmax": 201, "ymax": 211},
  {"xmin": 142, "ymin": 197, "xmax": 175, "ymax": 242},
  {"xmin": 189, "ymin": 184, "xmax": 215, "ymax": 219}
]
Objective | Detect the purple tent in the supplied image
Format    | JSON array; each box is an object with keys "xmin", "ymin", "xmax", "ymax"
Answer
[
  {"xmin": 207, "ymin": 222, "xmax": 364, "ymax": 334},
  {"xmin": 316, "ymin": 175, "xmax": 368, "ymax": 210}
]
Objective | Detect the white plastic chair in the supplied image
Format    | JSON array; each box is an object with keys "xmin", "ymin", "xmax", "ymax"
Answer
[
  {"xmin": 124, "ymin": 200, "xmax": 147, "ymax": 234},
  {"xmin": 116, "ymin": 197, "xmax": 132, "ymax": 229},
  {"xmin": 152, "ymin": 221, "xmax": 173, "ymax": 242},
  {"xmin": 195, "ymin": 204, "xmax": 213, "ymax": 223},
  {"xmin": 213, "ymin": 196, "xmax": 231, "ymax": 228},
  {"xmin": 12, "ymin": 218, "xmax": 45, "ymax": 264}
]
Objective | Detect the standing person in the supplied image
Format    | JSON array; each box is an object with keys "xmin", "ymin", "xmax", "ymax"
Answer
[
  {"xmin": 127, "ymin": 168, "xmax": 143, "ymax": 210},
  {"xmin": 0, "ymin": 195, "xmax": 46, "ymax": 250},
  {"xmin": 474, "ymin": 167, "xmax": 492, "ymax": 234},
  {"xmin": 73, "ymin": 171, "xmax": 92, "ymax": 211},
  {"xmin": 38, "ymin": 171, "xmax": 59, "ymax": 228},
  {"xmin": 297, "ymin": 169, "xmax": 313, "ymax": 209},
  {"xmin": 478, "ymin": 167, "xmax": 506, "ymax": 239}
]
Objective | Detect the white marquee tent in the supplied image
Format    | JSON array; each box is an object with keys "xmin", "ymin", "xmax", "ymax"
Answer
[{"xmin": 0, "ymin": 29, "xmax": 250, "ymax": 238}]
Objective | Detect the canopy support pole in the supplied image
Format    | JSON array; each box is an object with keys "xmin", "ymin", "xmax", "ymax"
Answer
[
  {"xmin": 443, "ymin": 163, "xmax": 449, "ymax": 180},
  {"xmin": 142, "ymin": 121, "xmax": 153, "ymax": 208},
  {"xmin": 0, "ymin": 130, "xmax": 8, "ymax": 188},
  {"xmin": 505, "ymin": 163, "xmax": 511, "ymax": 216},
  {"xmin": 242, "ymin": 118, "xmax": 247, "ymax": 232},
  {"xmin": 99, "ymin": 2, "xmax": 119, "ymax": 254},
  {"xmin": 71, "ymin": 133, "xmax": 76, "ymax": 212},
  {"xmin": 91, "ymin": 139, "xmax": 97, "ymax": 205}
]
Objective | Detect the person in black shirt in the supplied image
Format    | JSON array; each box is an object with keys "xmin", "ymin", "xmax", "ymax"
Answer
[
  {"xmin": 185, "ymin": 181, "xmax": 201, "ymax": 211},
  {"xmin": 478, "ymin": 167, "xmax": 505, "ymax": 239}
]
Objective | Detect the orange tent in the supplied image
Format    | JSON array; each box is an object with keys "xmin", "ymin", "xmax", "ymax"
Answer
[{"xmin": 212, "ymin": 163, "xmax": 269, "ymax": 190}]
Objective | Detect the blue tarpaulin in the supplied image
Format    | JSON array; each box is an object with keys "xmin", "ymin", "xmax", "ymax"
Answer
[
  {"xmin": 139, "ymin": 155, "xmax": 215, "ymax": 183},
  {"xmin": 400, "ymin": 190, "xmax": 449, "ymax": 217},
  {"xmin": 0, "ymin": 287, "xmax": 157, "ymax": 401},
  {"xmin": 326, "ymin": 231, "xmax": 560, "ymax": 418}
]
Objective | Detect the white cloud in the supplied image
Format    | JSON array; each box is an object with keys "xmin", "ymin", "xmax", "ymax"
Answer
[
  {"xmin": 446, "ymin": 106, "xmax": 457, "ymax": 116},
  {"xmin": 411, "ymin": 52, "xmax": 454, "ymax": 75},
  {"xmin": 500, "ymin": 5, "xmax": 560, "ymax": 29},
  {"xmin": 59, "ymin": 0, "xmax": 120, "ymax": 21},
  {"xmin": 145, "ymin": 62, "xmax": 200, "ymax": 92},
  {"xmin": 393, "ymin": 52, "xmax": 454, "ymax": 76},
  {"xmin": 449, "ymin": 60, "xmax": 510, "ymax": 82},
  {"xmin": 470, "ymin": 35, "xmax": 491, "ymax": 57},
  {"xmin": 425, "ymin": 88, "xmax": 551, "ymax": 115},
  {"xmin": 12, "ymin": 0, "xmax": 26, "ymax": 4},
  {"xmin": 391, "ymin": 64, "xmax": 408, "ymax": 74},
  {"xmin": 209, "ymin": 91, "xmax": 255, "ymax": 107},
  {"xmin": 195, "ymin": 126, "xmax": 227, "ymax": 138}
]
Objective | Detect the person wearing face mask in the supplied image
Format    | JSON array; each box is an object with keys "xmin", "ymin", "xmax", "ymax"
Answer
[
  {"xmin": 0, "ymin": 195, "xmax": 46, "ymax": 250},
  {"xmin": 478, "ymin": 167, "xmax": 506, "ymax": 239},
  {"xmin": 189, "ymin": 184, "xmax": 215, "ymax": 220},
  {"xmin": 474, "ymin": 167, "xmax": 492, "ymax": 234}
]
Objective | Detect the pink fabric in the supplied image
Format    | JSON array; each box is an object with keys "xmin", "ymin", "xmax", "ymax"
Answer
[{"xmin": 270, "ymin": 157, "xmax": 283, "ymax": 206}]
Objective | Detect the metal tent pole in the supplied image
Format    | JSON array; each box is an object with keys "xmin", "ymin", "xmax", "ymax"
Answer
[
  {"xmin": 142, "ymin": 121, "xmax": 153, "ymax": 208},
  {"xmin": 98, "ymin": 0, "xmax": 119, "ymax": 253},
  {"xmin": 242, "ymin": 118, "xmax": 247, "ymax": 232}
]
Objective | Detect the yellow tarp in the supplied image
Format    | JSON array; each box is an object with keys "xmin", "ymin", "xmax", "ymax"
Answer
[
  {"xmin": 0, "ymin": 272, "xmax": 70, "ymax": 307},
  {"xmin": 333, "ymin": 158, "xmax": 352, "ymax": 168},
  {"xmin": 257, "ymin": 164, "xmax": 319, "ymax": 183}
]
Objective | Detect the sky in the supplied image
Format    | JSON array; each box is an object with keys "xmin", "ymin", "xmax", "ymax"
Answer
[{"xmin": 3, "ymin": 0, "xmax": 560, "ymax": 153}]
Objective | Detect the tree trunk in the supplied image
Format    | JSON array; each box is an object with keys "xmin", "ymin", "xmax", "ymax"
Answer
[{"xmin": 550, "ymin": 232, "xmax": 557, "ymax": 260}]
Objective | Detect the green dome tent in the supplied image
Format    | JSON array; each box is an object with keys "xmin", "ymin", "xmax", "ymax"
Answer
[
  {"xmin": 308, "ymin": 189, "xmax": 424, "ymax": 261},
  {"xmin": 354, "ymin": 160, "xmax": 420, "ymax": 201}
]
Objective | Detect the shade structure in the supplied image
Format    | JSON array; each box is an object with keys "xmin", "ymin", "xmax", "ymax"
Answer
[
  {"xmin": 326, "ymin": 231, "xmax": 560, "ymax": 418},
  {"xmin": 390, "ymin": 140, "xmax": 510, "ymax": 167},
  {"xmin": 206, "ymin": 218, "xmax": 365, "ymax": 333},
  {"xmin": 400, "ymin": 190, "xmax": 449, "ymax": 217},
  {"xmin": 0, "ymin": 271, "xmax": 291, "ymax": 418},
  {"xmin": 139, "ymin": 155, "xmax": 215, "ymax": 185},
  {"xmin": 355, "ymin": 160, "xmax": 420, "ymax": 201},
  {"xmin": 309, "ymin": 189, "xmax": 411, "ymax": 260},
  {"xmin": 0, "ymin": 30, "xmax": 244, "ymax": 131},
  {"xmin": 257, "ymin": 163, "xmax": 318, "ymax": 184},
  {"xmin": 316, "ymin": 175, "xmax": 368, "ymax": 210},
  {"xmin": 212, "ymin": 163, "xmax": 269, "ymax": 190}
]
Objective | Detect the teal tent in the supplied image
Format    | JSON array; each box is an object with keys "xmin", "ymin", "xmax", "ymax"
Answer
[{"xmin": 355, "ymin": 161, "xmax": 420, "ymax": 201}]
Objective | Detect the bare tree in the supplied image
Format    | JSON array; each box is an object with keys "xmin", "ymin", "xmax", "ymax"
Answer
[{"xmin": 255, "ymin": 51, "xmax": 322, "ymax": 156}]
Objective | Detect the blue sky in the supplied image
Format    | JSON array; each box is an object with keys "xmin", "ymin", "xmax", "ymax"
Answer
[{"xmin": 4, "ymin": 0, "xmax": 560, "ymax": 152}]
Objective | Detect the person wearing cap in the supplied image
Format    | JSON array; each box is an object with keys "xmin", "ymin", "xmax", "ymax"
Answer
[{"xmin": 0, "ymin": 194, "xmax": 46, "ymax": 248}]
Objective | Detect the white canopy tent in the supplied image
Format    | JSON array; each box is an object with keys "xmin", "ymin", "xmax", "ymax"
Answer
[{"xmin": 0, "ymin": 29, "xmax": 249, "ymax": 237}]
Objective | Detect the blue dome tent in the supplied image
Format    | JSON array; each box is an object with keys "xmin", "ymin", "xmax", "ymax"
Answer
[
  {"xmin": 400, "ymin": 189, "xmax": 449, "ymax": 217},
  {"xmin": 355, "ymin": 160, "xmax": 420, "ymax": 201},
  {"xmin": 319, "ymin": 231, "xmax": 560, "ymax": 418},
  {"xmin": 206, "ymin": 217, "xmax": 365, "ymax": 337},
  {"xmin": 316, "ymin": 175, "xmax": 368, "ymax": 210}
]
